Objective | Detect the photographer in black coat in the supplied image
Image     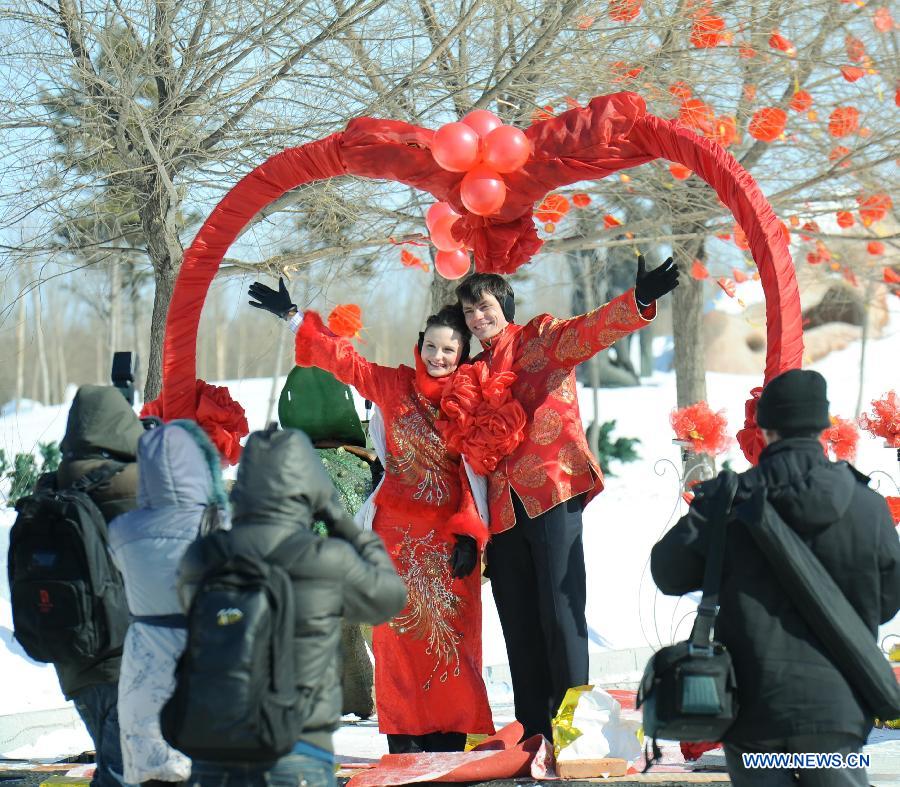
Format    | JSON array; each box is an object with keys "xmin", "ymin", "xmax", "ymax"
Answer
[{"xmin": 651, "ymin": 370, "xmax": 900, "ymax": 787}]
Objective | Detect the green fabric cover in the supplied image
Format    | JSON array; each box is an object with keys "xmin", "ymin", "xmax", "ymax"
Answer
[{"xmin": 279, "ymin": 366, "xmax": 366, "ymax": 447}]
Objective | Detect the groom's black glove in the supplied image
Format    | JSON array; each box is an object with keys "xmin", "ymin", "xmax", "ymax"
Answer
[
  {"xmin": 248, "ymin": 277, "xmax": 297, "ymax": 319},
  {"xmin": 449, "ymin": 535, "xmax": 478, "ymax": 579},
  {"xmin": 634, "ymin": 255, "xmax": 679, "ymax": 307}
]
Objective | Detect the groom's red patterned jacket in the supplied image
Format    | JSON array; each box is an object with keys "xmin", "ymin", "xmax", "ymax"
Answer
[{"xmin": 473, "ymin": 289, "xmax": 654, "ymax": 534}]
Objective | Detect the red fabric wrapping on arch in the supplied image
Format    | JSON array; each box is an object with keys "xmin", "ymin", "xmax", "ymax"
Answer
[{"xmin": 156, "ymin": 91, "xmax": 802, "ymax": 464}]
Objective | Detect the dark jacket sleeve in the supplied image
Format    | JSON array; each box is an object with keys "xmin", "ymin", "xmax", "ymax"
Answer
[
  {"xmin": 338, "ymin": 530, "xmax": 407, "ymax": 625},
  {"xmin": 876, "ymin": 500, "xmax": 900, "ymax": 624},
  {"xmin": 650, "ymin": 485, "xmax": 720, "ymax": 596},
  {"xmin": 176, "ymin": 539, "xmax": 206, "ymax": 613}
]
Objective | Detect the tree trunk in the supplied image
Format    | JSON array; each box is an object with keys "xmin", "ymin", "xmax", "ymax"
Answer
[
  {"xmin": 854, "ymin": 280, "xmax": 873, "ymax": 417},
  {"xmin": 429, "ymin": 270, "xmax": 460, "ymax": 312},
  {"xmin": 670, "ymin": 228, "xmax": 713, "ymax": 484},
  {"xmin": 109, "ymin": 261, "xmax": 121, "ymax": 356},
  {"xmin": 52, "ymin": 292, "xmax": 68, "ymax": 403},
  {"xmin": 145, "ymin": 264, "xmax": 177, "ymax": 401},
  {"xmin": 141, "ymin": 174, "xmax": 184, "ymax": 402}
]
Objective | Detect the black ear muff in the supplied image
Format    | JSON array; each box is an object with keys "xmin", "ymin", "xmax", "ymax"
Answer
[
  {"xmin": 417, "ymin": 331, "xmax": 425, "ymax": 353},
  {"xmin": 502, "ymin": 293, "xmax": 515, "ymax": 322}
]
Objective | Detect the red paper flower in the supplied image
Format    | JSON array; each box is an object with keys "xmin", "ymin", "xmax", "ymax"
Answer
[
  {"xmin": 671, "ymin": 401, "xmax": 730, "ymax": 456},
  {"xmin": 841, "ymin": 66, "xmax": 865, "ymax": 82},
  {"xmin": 857, "ymin": 193, "xmax": 892, "ymax": 226},
  {"xmin": 737, "ymin": 386, "xmax": 766, "ymax": 465},
  {"xmin": 400, "ymin": 249, "xmax": 429, "ymax": 271},
  {"xmin": 836, "ymin": 211, "xmax": 854, "ymax": 228},
  {"xmin": 690, "ymin": 260, "xmax": 709, "ymax": 280},
  {"xmin": 768, "ymin": 32, "xmax": 795, "ymax": 55},
  {"xmin": 609, "ymin": 0, "xmax": 642, "ymax": 22},
  {"xmin": 328, "ymin": 304, "xmax": 363, "ymax": 337},
  {"xmin": 717, "ymin": 277, "xmax": 736, "ymax": 297},
  {"xmin": 691, "ymin": 14, "xmax": 726, "ymax": 47},
  {"xmin": 858, "ymin": 391, "xmax": 900, "ymax": 448},
  {"xmin": 603, "ymin": 214, "xmax": 622, "ymax": 229},
  {"xmin": 868, "ymin": 241, "xmax": 885, "ymax": 256},
  {"xmin": 437, "ymin": 361, "xmax": 527, "ymax": 474},
  {"xmin": 820, "ymin": 416, "xmax": 859, "ymax": 462},
  {"xmin": 845, "ymin": 35, "xmax": 866, "ymax": 61}
]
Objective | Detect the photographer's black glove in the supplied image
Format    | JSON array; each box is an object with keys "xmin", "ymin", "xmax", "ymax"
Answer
[
  {"xmin": 449, "ymin": 535, "xmax": 478, "ymax": 579},
  {"xmin": 634, "ymin": 255, "xmax": 679, "ymax": 307},
  {"xmin": 248, "ymin": 277, "xmax": 297, "ymax": 319}
]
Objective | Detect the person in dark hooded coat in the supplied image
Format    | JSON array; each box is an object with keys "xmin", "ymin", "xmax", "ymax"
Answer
[
  {"xmin": 651, "ymin": 370, "xmax": 900, "ymax": 787},
  {"xmin": 177, "ymin": 427, "xmax": 407, "ymax": 787},
  {"xmin": 40, "ymin": 384, "xmax": 145, "ymax": 787}
]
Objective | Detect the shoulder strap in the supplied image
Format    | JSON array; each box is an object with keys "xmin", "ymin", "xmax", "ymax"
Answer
[
  {"xmin": 70, "ymin": 462, "xmax": 126, "ymax": 494},
  {"xmin": 689, "ymin": 470, "xmax": 740, "ymax": 651}
]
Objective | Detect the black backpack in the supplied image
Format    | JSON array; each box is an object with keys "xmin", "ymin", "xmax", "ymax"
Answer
[
  {"xmin": 7, "ymin": 464, "xmax": 130, "ymax": 664},
  {"xmin": 161, "ymin": 536, "xmax": 308, "ymax": 761}
]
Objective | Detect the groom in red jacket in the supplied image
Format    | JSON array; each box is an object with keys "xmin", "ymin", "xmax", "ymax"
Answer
[{"xmin": 456, "ymin": 257, "xmax": 678, "ymax": 740}]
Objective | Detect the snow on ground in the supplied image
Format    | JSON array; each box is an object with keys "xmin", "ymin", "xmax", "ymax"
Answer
[{"xmin": 1, "ymin": 297, "xmax": 898, "ymax": 758}]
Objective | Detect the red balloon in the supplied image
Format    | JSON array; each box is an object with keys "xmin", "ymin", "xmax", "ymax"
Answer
[
  {"xmin": 482, "ymin": 126, "xmax": 531, "ymax": 173},
  {"xmin": 425, "ymin": 201, "xmax": 458, "ymax": 232},
  {"xmin": 430, "ymin": 213, "xmax": 463, "ymax": 251},
  {"xmin": 462, "ymin": 109, "xmax": 503, "ymax": 138},
  {"xmin": 431, "ymin": 122, "xmax": 480, "ymax": 172},
  {"xmin": 435, "ymin": 249, "xmax": 471, "ymax": 280},
  {"xmin": 460, "ymin": 165, "xmax": 506, "ymax": 216}
]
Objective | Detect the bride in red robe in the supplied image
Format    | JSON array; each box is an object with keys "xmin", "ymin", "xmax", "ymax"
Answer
[{"xmin": 255, "ymin": 290, "xmax": 495, "ymax": 753}]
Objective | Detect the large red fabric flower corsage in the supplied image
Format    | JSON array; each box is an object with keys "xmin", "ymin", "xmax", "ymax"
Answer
[
  {"xmin": 142, "ymin": 379, "xmax": 249, "ymax": 465},
  {"xmin": 437, "ymin": 361, "xmax": 527, "ymax": 474}
]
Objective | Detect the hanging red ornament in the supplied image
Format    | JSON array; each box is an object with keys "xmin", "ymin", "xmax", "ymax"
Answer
[
  {"xmin": 431, "ymin": 122, "xmax": 480, "ymax": 172},
  {"xmin": 857, "ymin": 193, "xmax": 892, "ymax": 226},
  {"xmin": 845, "ymin": 34, "xmax": 866, "ymax": 62},
  {"xmin": 461, "ymin": 109, "xmax": 503, "ymax": 139},
  {"xmin": 603, "ymin": 214, "xmax": 622, "ymax": 228},
  {"xmin": 572, "ymin": 193, "xmax": 592, "ymax": 208},
  {"xmin": 430, "ymin": 213, "xmax": 464, "ymax": 251},
  {"xmin": 671, "ymin": 401, "xmax": 730, "ymax": 456},
  {"xmin": 768, "ymin": 32, "xmax": 796, "ymax": 55},
  {"xmin": 690, "ymin": 14, "xmax": 726, "ymax": 47},
  {"xmin": 733, "ymin": 223, "xmax": 749, "ymax": 250},
  {"xmin": 690, "ymin": 260, "xmax": 710, "ymax": 279},
  {"xmin": 460, "ymin": 165, "xmax": 506, "ymax": 215},
  {"xmin": 732, "ymin": 268, "xmax": 749, "ymax": 283},
  {"xmin": 668, "ymin": 81, "xmax": 692, "ymax": 100},
  {"xmin": 748, "ymin": 107, "xmax": 787, "ymax": 142},
  {"xmin": 717, "ymin": 277, "xmax": 737, "ymax": 297},
  {"xmin": 535, "ymin": 193, "xmax": 571, "ymax": 223},
  {"xmin": 836, "ymin": 211, "xmax": 854, "ymax": 228},
  {"xmin": 481, "ymin": 125, "xmax": 531, "ymax": 173},
  {"xmin": 669, "ymin": 162, "xmax": 693, "ymax": 180},
  {"xmin": 434, "ymin": 249, "xmax": 471, "ymax": 280},
  {"xmin": 609, "ymin": 0, "xmax": 642, "ymax": 22},
  {"xmin": 841, "ymin": 66, "xmax": 865, "ymax": 82},
  {"xmin": 828, "ymin": 106, "xmax": 860, "ymax": 138},
  {"xmin": 789, "ymin": 90, "xmax": 813, "ymax": 112},
  {"xmin": 867, "ymin": 241, "xmax": 885, "ymax": 255},
  {"xmin": 873, "ymin": 7, "xmax": 895, "ymax": 33},
  {"xmin": 400, "ymin": 249, "xmax": 429, "ymax": 271},
  {"xmin": 426, "ymin": 201, "xmax": 459, "ymax": 232}
]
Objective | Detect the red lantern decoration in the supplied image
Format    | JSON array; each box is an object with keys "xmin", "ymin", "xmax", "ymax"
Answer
[
  {"xmin": 829, "ymin": 146, "xmax": 852, "ymax": 166},
  {"xmin": 431, "ymin": 122, "xmax": 480, "ymax": 172},
  {"xmin": 884, "ymin": 268, "xmax": 900, "ymax": 285},
  {"xmin": 789, "ymin": 90, "xmax": 813, "ymax": 112},
  {"xmin": 603, "ymin": 214, "xmax": 622, "ymax": 228},
  {"xmin": 768, "ymin": 32, "xmax": 796, "ymax": 55},
  {"xmin": 609, "ymin": 0, "xmax": 642, "ymax": 22},
  {"xmin": 400, "ymin": 249, "xmax": 428, "ymax": 271},
  {"xmin": 717, "ymin": 277, "xmax": 737, "ymax": 297},
  {"xmin": 709, "ymin": 115, "xmax": 737, "ymax": 147},
  {"xmin": 733, "ymin": 223, "xmax": 749, "ymax": 250},
  {"xmin": 857, "ymin": 193, "xmax": 892, "ymax": 226},
  {"xmin": 732, "ymin": 268, "xmax": 749, "ymax": 283},
  {"xmin": 738, "ymin": 43, "xmax": 756, "ymax": 58},
  {"xmin": 873, "ymin": 7, "xmax": 895, "ymax": 33},
  {"xmin": 572, "ymin": 193, "xmax": 592, "ymax": 207},
  {"xmin": 482, "ymin": 125, "xmax": 531, "ymax": 173},
  {"xmin": 690, "ymin": 260, "xmax": 710, "ymax": 279},
  {"xmin": 460, "ymin": 165, "xmax": 506, "ymax": 215},
  {"xmin": 668, "ymin": 81, "xmax": 692, "ymax": 100},
  {"xmin": 461, "ymin": 109, "xmax": 502, "ymax": 139},
  {"xmin": 690, "ymin": 14, "xmax": 726, "ymax": 47},
  {"xmin": 845, "ymin": 35, "xmax": 866, "ymax": 61},
  {"xmin": 836, "ymin": 211, "xmax": 854, "ymax": 228},
  {"xmin": 425, "ymin": 201, "xmax": 459, "ymax": 232},
  {"xmin": 430, "ymin": 213, "xmax": 464, "ymax": 251},
  {"xmin": 748, "ymin": 107, "xmax": 787, "ymax": 142},
  {"xmin": 828, "ymin": 106, "xmax": 860, "ymax": 138},
  {"xmin": 868, "ymin": 241, "xmax": 885, "ymax": 255},
  {"xmin": 328, "ymin": 304, "xmax": 363, "ymax": 338},
  {"xmin": 841, "ymin": 66, "xmax": 865, "ymax": 82},
  {"xmin": 434, "ymin": 249, "xmax": 471, "ymax": 280},
  {"xmin": 678, "ymin": 98, "xmax": 713, "ymax": 130},
  {"xmin": 535, "ymin": 193, "xmax": 571, "ymax": 223},
  {"xmin": 669, "ymin": 162, "xmax": 693, "ymax": 180}
]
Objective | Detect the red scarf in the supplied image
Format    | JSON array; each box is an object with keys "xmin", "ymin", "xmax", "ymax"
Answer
[
  {"xmin": 413, "ymin": 346, "xmax": 453, "ymax": 406},
  {"xmin": 478, "ymin": 322, "xmax": 523, "ymax": 375}
]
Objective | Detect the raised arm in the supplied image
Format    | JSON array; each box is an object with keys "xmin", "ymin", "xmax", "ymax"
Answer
[
  {"xmin": 248, "ymin": 278, "xmax": 400, "ymax": 405},
  {"xmin": 533, "ymin": 256, "xmax": 677, "ymax": 368}
]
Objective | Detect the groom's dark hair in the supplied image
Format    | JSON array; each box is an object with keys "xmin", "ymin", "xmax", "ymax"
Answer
[{"xmin": 455, "ymin": 273, "xmax": 515, "ymax": 322}]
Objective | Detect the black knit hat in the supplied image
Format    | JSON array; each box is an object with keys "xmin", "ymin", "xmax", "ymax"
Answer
[{"xmin": 756, "ymin": 369, "xmax": 830, "ymax": 432}]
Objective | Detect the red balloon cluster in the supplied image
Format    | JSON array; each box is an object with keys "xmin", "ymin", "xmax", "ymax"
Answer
[
  {"xmin": 430, "ymin": 109, "xmax": 531, "ymax": 216},
  {"xmin": 425, "ymin": 201, "xmax": 471, "ymax": 280}
]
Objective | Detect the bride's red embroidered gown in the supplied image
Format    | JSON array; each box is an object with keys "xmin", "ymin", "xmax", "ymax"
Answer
[{"xmin": 294, "ymin": 312, "xmax": 494, "ymax": 737}]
